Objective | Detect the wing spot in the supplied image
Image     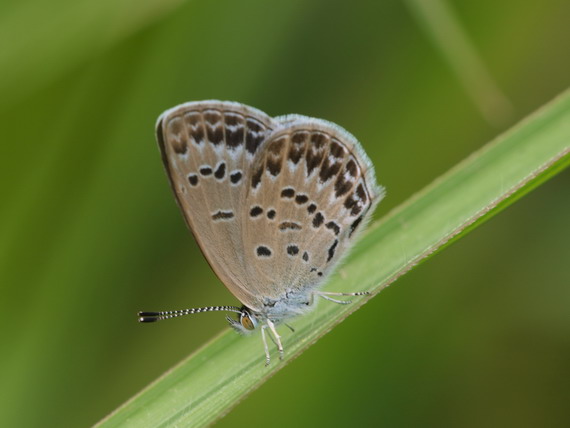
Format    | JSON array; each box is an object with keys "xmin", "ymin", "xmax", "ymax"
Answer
[
  {"xmin": 266, "ymin": 157, "xmax": 282, "ymax": 176},
  {"xmin": 287, "ymin": 245, "xmax": 300, "ymax": 256},
  {"xmin": 167, "ymin": 118, "xmax": 188, "ymax": 154},
  {"xmin": 200, "ymin": 166, "xmax": 213, "ymax": 176},
  {"xmin": 188, "ymin": 174, "xmax": 199, "ymax": 186},
  {"xmin": 349, "ymin": 215, "xmax": 363, "ymax": 237},
  {"xmin": 230, "ymin": 170, "xmax": 242, "ymax": 184},
  {"xmin": 326, "ymin": 221, "xmax": 340, "ymax": 236},
  {"xmin": 214, "ymin": 162, "xmax": 226, "ymax": 180},
  {"xmin": 212, "ymin": 210, "xmax": 234, "ymax": 220},
  {"xmin": 250, "ymin": 206, "xmax": 263, "ymax": 218},
  {"xmin": 335, "ymin": 175, "xmax": 353, "ymax": 197},
  {"xmin": 319, "ymin": 158, "xmax": 342, "ymax": 183},
  {"xmin": 356, "ymin": 183, "xmax": 367, "ymax": 203},
  {"xmin": 292, "ymin": 131, "xmax": 309, "ymax": 144},
  {"xmin": 345, "ymin": 194, "xmax": 363, "ymax": 216},
  {"xmin": 224, "ymin": 112, "xmax": 245, "ymax": 148},
  {"xmin": 279, "ymin": 222, "xmax": 302, "ymax": 231},
  {"xmin": 329, "ymin": 140, "xmax": 346, "ymax": 158},
  {"xmin": 302, "ymin": 251, "xmax": 309, "ymax": 262},
  {"xmin": 345, "ymin": 159, "xmax": 358, "ymax": 177},
  {"xmin": 203, "ymin": 110, "xmax": 224, "ymax": 145},
  {"xmin": 192, "ymin": 126, "xmax": 205, "ymax": 145},
  {"xmin": 312, "ymin": 212, "xmax": 325, "ymax": 228},
  {"xmin": 256, "ymin": 246, "xmax": 272, "ymax": 257},
  {"xmin": 281, "ymin": 187, "xmax": 295, "ymax": 198},
  {"xmin": 245, "ymin": 117, "xmax": 267, "ymax": 154},
  {"xmin": 267, "ymin": 209, "xmax": 276, "ymax": 220},
  {"xmin": 306, "ymin": 136, "xmax": 326, "ymax": 176},
  {"xmin": 307, "ymin": 203, "xmax": 317, "ymax": 214},
  {"xmin": 203, "ymin": 109, "xmax": 222, "ymax": 125},
  {"xmin": 295, "ymin": 194, "xmax": 309, "ymax": 205},
  {"xmin": 172, "ymin": 140, "xmax": 187, "ymax": 154},
  {"xmin": 327, "ymin": 239, "xmax": 339, "ymax": 262},
  {"xmin": 311, "ymin": 132, "xmax": 328, "ymax": 148}
]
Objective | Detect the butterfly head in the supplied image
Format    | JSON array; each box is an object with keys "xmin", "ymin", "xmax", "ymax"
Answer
[{"xmin": 226, "ymin": 306, "xmax": 259, "ymax": 334}]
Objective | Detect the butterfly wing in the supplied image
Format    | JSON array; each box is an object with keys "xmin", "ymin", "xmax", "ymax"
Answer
[
  {"xmin": 241, "ymin": 116, "xmax": 384, "ymax": 302},
  {"xmin": 156, "ymin": 101, "xmax": 278, "ymax": 311}
]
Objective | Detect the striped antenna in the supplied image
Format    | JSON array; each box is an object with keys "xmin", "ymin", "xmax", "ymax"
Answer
[{"xmin": 138, "ymin": 306, "xmax": 243, "ymax": 323}]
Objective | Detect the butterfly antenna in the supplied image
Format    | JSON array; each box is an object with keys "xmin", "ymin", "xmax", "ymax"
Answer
[{"xmin": 138, "ymin": 306, "xmax": 243, "ymax": 323}]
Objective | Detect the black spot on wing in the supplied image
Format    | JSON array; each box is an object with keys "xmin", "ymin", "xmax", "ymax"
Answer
[
  {"xmin": 311, "ymin": 132, "xmax": 328, "ymax": 148},
  {"xmin": 208, "ymin": 126, "xmax": 224, "ymax": 145},
  {"xmin": 335, "ymin": 175, "xmax": 352, "ymax": 197},
  {"xmin": 166, "ymin": 118, "xmax": 188, "ymax": 154},
  {"xmin": 256, "ymin": 246, "xmax": 272, "ymax": 257},
  {"xmin": 266, "ymin": 157, "xmax": 282, "ymax": 176},
  {"xmin": 326, "ymin": 221, "xmax": 340, "ymax": 236},
  {"xmin": 356, "ymin": 183, "xmax": 368, "ymax": 203},
  {"xmin": 203, "ymin": 110, "xmax": 222, "ymax": 125},
  {"xmin": 329, "ymin": 140, "xmax": 346, "ymax": 158},
  {"xmin": 327, "ymin": 239, "xmax": 338, "ymax": 262},
  {"xmin": 287, "ymin": 245, "xmax": 299, "ymax": 256},
  {"xmin": 224, "ymin": 112, "xmax": 244, "ymax": 149},
  {"xmin": 200, "ymin": 166, "xmax": 212, "ymax": 176},
  {"xmin": 295, "ymin": 194, "xmax": 309, "ymax": 205},
  {"xmin": 184, "ymin": 112, "xmax": 204, "ymax": 145},
  {"xmin": 212, "ymin": 210, "xmax": 234, "ymax": 220},
  {"xmin": 172, "ymin": 139, "xmax": 187, "ymax": 154},
  {"xmin": 306, "ymin": 146, "xmax": 325, "ymax": 176},
  {"xmin": 312, "ymin": 212, "xmax": 324, "ymax": 228},
  {"xmin": 230, "ymin": 170, "xmax": 242, "ymax": 184},
  {"xmin": 203, "ymin": 110, "xmax": 224, "ymax": 145},
  {"xmin": 281, "ymin": 187, "xmax": 295, "ymax": 198},
  {"xmin": 344, "ymin": 194, "xmax": 361, "ymax": 216},
  {"xmin": 214, "ymin": 162, "xmax": 226, "ymax": 180},
  {"xmin": 279, "ymin": 222, "xmax": 302, "ymax": 231},
  {"xmin": 289, "ymin": 131, "xmax": 308, "ymax": 164},
  {"xmin": 319, "ymin": 158, "xmax": 342, "ymax": 183},
  {"xmin": 349, "ymin": 215, "xmax": 363, "ymax": 237},
  {"xmin": 250, "ymin": 206, "xmax": 263, "ymax": 217},
  {"xmin": 192, "ymin": 125, "xmax": 205, "ymax": 145},
  {"xmin": 245, "ymin": 118, "xmax": 266, "ymax": 155}
]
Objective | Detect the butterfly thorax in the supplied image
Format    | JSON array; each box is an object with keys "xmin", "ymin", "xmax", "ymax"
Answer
[{"xmin": 258, "ymin": 287, "xmax": 314, "ymax": 321}]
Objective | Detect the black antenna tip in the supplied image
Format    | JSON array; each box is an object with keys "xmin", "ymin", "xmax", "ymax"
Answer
[
  {"xmin": 138, "ymin": 311, "xmax": 160, "ymax": 323},
  {"xmin": 138, "ymin": 311, "xmax": 160, "ymax": 317}
]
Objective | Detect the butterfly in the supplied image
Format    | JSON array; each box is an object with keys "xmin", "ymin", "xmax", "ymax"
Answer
[{"xmin": 139, "ymin": 101, "xmax": 384, "ymax": 365}]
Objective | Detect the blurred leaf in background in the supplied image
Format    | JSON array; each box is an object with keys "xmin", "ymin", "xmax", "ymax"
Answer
[{"xmin": 0, "ymin": 0, "xmax": 568, "ymax": 427}]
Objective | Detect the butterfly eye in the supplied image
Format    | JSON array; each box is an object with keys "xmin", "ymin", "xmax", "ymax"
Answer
[{"xmin": 240, "ymin": 312, "xmax": 257, "ymax": 330}]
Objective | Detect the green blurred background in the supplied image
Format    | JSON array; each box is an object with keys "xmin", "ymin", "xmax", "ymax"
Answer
[{"xmin": 1, "ymin": 0, "xmax": 569, "ymax": 426}]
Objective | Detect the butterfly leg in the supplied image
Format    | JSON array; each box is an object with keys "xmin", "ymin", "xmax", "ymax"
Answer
[
  {"xmin": 267, "ymin": 319, "xmax": 284, "ymax": 361},
  {"xmin": 260, "ymin": 325, "xmax": 271, "ymax": 366},
  {"xmin": 319, "ymin": 291, "xmax": 370, "ymax": 297},
  {"xmin": 314, "ymin": 290, "xmax": 370, "ymax": 305},
  {"xmin": 284, "ymin": 323, "xmax": 295, "ymax": 333}
]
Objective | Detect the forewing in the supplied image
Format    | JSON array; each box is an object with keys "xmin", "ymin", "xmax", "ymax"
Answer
[
  {"xmin": 242, "ymin": 117, "xmax": 384, "ymax": 300},
  {"xmin": 156, "ymin": 101, "xmax": 276, "ymax": 310}
]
